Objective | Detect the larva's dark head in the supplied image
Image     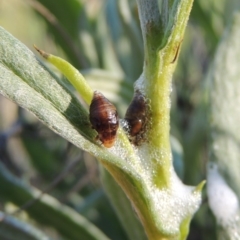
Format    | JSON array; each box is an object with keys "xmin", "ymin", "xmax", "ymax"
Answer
[{"xmin": 89, "ymin": 91, "xmax": 119, "ymax": 148}]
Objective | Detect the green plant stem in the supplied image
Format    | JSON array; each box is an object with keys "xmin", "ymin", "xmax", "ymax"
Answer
[{"xmin": 136, "ymin": 0, "xmax": 194, "ymax": 190}]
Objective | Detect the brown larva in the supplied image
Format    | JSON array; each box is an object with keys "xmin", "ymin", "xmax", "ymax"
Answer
[
  {"xmin": 124, "ymin": 90, "xmax": 147, "ymax": 145},
  {"xmin": 89, "ymin": 91, "xmax": 119, "ymax": 148}
]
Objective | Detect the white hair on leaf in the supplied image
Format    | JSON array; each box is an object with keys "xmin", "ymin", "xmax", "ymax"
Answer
[{"xmin": 207, "ymin": 162, "xmax": 239, "ymax": 226}]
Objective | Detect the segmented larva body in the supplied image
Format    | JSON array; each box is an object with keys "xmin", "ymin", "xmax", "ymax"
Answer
[
  {"xmin": 89, "ymin": 91, "xmax": 119, "ymax": 148},
  {"xmin": 124, "ymin": 90, "xmax": 147, "ymax": 145}
]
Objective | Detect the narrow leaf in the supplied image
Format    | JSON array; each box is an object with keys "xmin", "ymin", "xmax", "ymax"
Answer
[
  {"xmin": 0, "ymin": 211, "xmax": 51, "ymax": 240},
  {"xmin": 0, "ymin": 162, "xmax": 110, "ymax": 240},
  {"xmin": 207, "ymin": 11, "xmax": 240, "ymax": 238}
]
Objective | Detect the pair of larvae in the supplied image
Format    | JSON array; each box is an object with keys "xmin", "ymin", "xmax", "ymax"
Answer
[{"xmin": 90, "ymin": 90, "xmax": 147, "ymax": 148}]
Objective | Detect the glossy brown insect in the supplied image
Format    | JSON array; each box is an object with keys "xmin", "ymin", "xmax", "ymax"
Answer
[
  {"xmin": 124, "ymin": 90, "xmax": 147, "ymax": 145},
  {"xmin": 89, "ymin": 91, "xmax": 119, "ymax": 148}
]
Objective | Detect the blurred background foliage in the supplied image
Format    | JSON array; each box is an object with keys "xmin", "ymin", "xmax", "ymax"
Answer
[{"xmin": 0, "ymin": 0, "xmax": 239, "ymax": 239}]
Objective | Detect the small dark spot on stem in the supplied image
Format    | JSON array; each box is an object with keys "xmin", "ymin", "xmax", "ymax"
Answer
[{"xmin": 171, "ymin": 40, "xmax": 183, "ymax": 64}]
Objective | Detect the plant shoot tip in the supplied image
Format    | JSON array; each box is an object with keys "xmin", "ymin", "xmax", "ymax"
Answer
[
  {"xmin": 33, "ymin": 45, "xmax": 49, "ymax": 59},
  {"xmin": 193, "ymin": 180, "xmax": 206, "ymax": 194}
]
